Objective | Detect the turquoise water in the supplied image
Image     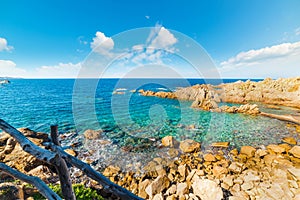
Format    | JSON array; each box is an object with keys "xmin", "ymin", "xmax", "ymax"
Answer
[{"xmin": 0, "ymin": 79, "xmax": 297, "ymax": 150}]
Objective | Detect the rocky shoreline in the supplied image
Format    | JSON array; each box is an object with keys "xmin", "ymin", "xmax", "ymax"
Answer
[
  {"xmin": 139, "ymin": 77, "xmax": 300, "ymax": 110},
  {"xmin": 1, "ymin": 123, "xmax": 300, "ymax": 199}
]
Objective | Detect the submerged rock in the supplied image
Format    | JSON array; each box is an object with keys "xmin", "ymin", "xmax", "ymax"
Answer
[
  {"xmin": 83, "ymin": 129, "xmax": 102, "ymax": 140},
  {"xmin": 179, "ymin": 139, "xmax": 200, "ymax": 153},
  {"xmin": 211, "ymin": 142, "xmax": 230, "ymax": 148},
  {"xmin": 161, "ymin": 136, "xmax": 179, "ymax": 148}
]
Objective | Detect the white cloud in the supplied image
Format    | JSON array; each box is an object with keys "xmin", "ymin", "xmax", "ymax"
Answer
[
  {"xmin": 118, "ymin": 25, "xmax": 178, "ymax": 67},
  {"xmin": 221, "ymin": 41, "xmax": 300, "ymax": 67},
  {"xmin": 0, "ymin": 37, "xmax": 13, "ymax": 52},
  {"xmin": 34, "ymin": 62, "xmax": 81, "ymax": 78},
  {"xmin": 219, "ymin": 41, "xmax": 300, "ymax": 78},
  {"xmin": 0, "ymin": 60, "xmax": 26, "ymax": 77},
  {"xmin": 148, "ymin": 27, "xmax": 177, "ymax": 51},
  {"xmin": 90, "ymin": 31, "xmax": 114, "ymax": 56},
  {"xmin": 145, "ymin": 15, "xmax": 150, "ymax": 19}
]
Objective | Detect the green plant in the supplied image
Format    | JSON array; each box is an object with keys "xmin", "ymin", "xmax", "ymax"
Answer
[{"xmin": 29, "ymin": 183, "xmax": 104, "ymax": 200}]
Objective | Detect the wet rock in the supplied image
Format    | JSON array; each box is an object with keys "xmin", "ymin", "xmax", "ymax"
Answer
[
  {"xmin": 267, "ymin": 144, "xmax": 286, "ymax": 154},
  {"xmin": 240, "ymin": 146, "xmax": 256, "ymax": 157},
  {"xmin": 103, "ymin": 165, "xmax": 120, "ymax": 177},
  {"xmin": 192, "ymin": 179, "xmax": 223, "ymax": 200},
  {"xmin": 211, "ymin": 142, "xmax": 230, "ymax": 148},
  {"xmin": 168, "ymin": 148, "xmax": 179, "ymax": 158},
  {"xmin": 161, "ymin": 136, "xmax": 179, "ymax": 148},
  {"xmin": 282, "ymin": 137, "xmax": 297, "ymax": 145},
  {"xmin": 278, "ymin": 143, "xmax": 292, "ymax": 152},
  {"xmin": 230, "ymin": 149, "xmax": 239, "ymax": 156},
  {"xmin": 83, "ymin": 129, "xmax": 102, "ymax": 140},
  {"xmin": 256, "ymin": 149, "xmax": 268, "ymax": 157},
  {"xmin": 289, "ymin": 146, "xmax": 300, "ymax": 158},
  {"xmin": 203, "ymin": 153, "xmax": 216, "ymax": 162},
  {"xmin": 64, "ymin": 148, "xmax": 77, "ymax": 157},
  {"xmin": 179, "ymin": 139, "xmax": 200, "ymax": 153}
]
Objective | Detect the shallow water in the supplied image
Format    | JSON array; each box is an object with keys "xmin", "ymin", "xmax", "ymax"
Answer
[{"xmin": 0, "ymin": 78, "xmax": 298, "ymax": 151}]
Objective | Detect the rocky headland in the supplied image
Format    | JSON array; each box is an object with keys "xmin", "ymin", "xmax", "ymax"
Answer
[
  {"xmin": 139, "ymin": 77, "xmax": 300, "ymax": 124},
  {"xmin": 139, "ymin": 77, "xmax": 300, "ymax": 111}
]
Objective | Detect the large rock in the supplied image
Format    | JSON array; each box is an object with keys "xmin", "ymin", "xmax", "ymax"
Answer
[
  {"xmin": 0, "ymin": 128, "xmax": 50, "ymax": 173},
  {"xmin": 289, "ymin": 146, "xmax": 300, "ymax": 158},
  {"xmin": 83, "ymin": 129, "xmax": 102, "ymax": 140},
  {"xmin": 287, "ymin": 167, "xmax": 300, "ymax": 180},
  {"xmin": 102, "ymin": 165, "xmax": 120, "ymax": 177},
  {"xmin": 203, "ymin": 153, "xmax": 216, "ymax": 162},
  {"xmin": 179, "ymin": 139, "xmax": 200, "ymax": 153},
  {"xmin": 211, "ymin": 142, "xmax": 230, "ymax": 148},
  {"xmin": 145, "ymin": 175, "xmax": 170, "ymax": 198},
  {"xmin": 176, "ymin": 182, "xmax": 188, "ymax": 196},
  {"xmin": 240, "ymin": 146, "xmax": 256, "ymax": 157},
  {"xmin": 267, "ymin": 144, "xmax": 286, "ymax": 154},
  {"xmin": 161, "ymin": 136, "xmax": 179, "ymax": 148},
  {"xmin": 282, "ymin": 137, "xmax": 297, "ymax": 145},
  {"xmin": 0, "ymin": 182, "xmax": 23, "ymax": 200},
  {"xmin": 138, "ymin": 179, "xmax": 151, "ymax": 198},
  {"xmin": 192, "ymin": 179, "xmax": 223, "ymax": 200}
]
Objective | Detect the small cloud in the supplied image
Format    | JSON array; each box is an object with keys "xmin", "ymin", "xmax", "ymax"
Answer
[
  {"xmin": 77, "ymin": 36, "xmax": 88, "ymax": 45},
  {"xmin": 0, "ymin": 60, "xmax": 26, "ymax": 77},
  {"xmin": 0, "ymin": 37, "xmax": 13, "ymax": 52},
  {"xmin": 295, "ymin": 27, "xmax": 300, "ymax": 36},
  {"xmin": 90, "ymin": 31, "xmax": 114, "ymax": 56},
  {"xmin": 148, "ymin": 26, "xmax": 178, "ymax": 51},
  {"xmin": 145, "ymin": 15, "xmax": 150, "ymax": 19}
]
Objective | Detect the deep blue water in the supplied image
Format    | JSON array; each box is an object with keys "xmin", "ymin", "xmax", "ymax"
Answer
[{"xmin": 0, "ymin": 78, "xmax": 297, "ymax": 149}]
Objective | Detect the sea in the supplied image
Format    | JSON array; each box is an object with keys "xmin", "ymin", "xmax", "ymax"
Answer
[{"xmin": 0, "ymin": 78, "xmax": 298, "ymax": 151}]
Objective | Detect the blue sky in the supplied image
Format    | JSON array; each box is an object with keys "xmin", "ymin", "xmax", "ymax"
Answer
[{"xmin": 1, "ymin": 0, "xmax": 300, "ymax": 78}]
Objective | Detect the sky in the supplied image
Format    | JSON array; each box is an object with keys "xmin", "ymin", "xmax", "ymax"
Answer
[{"xmin": 1, "ymin": 0, "xmax": 300, "ymax": 78}]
